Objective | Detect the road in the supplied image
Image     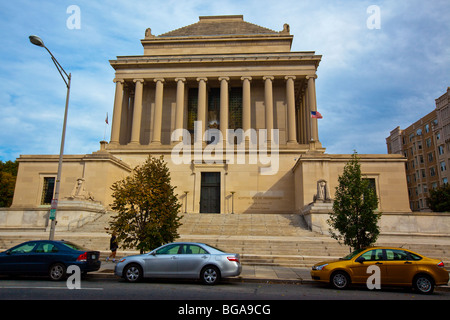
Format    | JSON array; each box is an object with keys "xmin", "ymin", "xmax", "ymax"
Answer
[
  {"xmin": 0, "ymin": 276, "xmax": 448, "ymax": 317},
  {"xmin": 1, "ymin": 276, "xmax": 449, "ymax": 300}
]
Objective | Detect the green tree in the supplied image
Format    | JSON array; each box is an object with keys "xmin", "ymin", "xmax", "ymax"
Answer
[
  {"xmin": 109, "ymin": 156, "xmax": 182, "ymax": 253},
  {"xmin": 328, "ymin": 152, "xmax": 381, "ymax": 251},
  {"xmin": 0, "ymin": 160, "xmax": 18, "ymax": 207},
  {"xmin": 426, "ymin": 184, "xmax": 450, "ymax": 212}
]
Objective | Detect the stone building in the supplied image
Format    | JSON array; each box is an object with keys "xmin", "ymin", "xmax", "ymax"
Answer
[
  {"xmin": 5, "ymin": 15, "xmax": 413, "ymax": 234},
  {"xmin": 387, "ymin": 87, "xmax": 450, "ymax": 211}
]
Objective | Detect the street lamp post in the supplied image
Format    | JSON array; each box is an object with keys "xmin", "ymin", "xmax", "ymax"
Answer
[{"xmin": 29, "ymin": 35, "xmax": 71, "ymax": 241}]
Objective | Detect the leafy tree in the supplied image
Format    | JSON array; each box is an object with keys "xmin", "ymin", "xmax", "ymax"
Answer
[
  {"xmin": 108, "ymin": 156, "xmax": 182, "ymax": 253},
  {"xmin": 426, "ymin": 184, "xmax": 450, "ymax": 212},
  {"xmin": 328, "ymin": 152, "xmax": 381, "ymax": 251},
  {"xmin": 0, "ymin": 160, "xmax": 18, "ymax": 207}
]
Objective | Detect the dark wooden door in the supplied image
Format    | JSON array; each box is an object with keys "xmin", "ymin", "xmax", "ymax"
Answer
[{"xmin": 200, "ymin": 172, "xmax": 220, "ymax": 213}]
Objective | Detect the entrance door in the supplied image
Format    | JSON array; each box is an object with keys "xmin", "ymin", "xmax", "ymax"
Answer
[{"xmin": 200, "ymin": 172, "xmax": 220, "ymax": 213}]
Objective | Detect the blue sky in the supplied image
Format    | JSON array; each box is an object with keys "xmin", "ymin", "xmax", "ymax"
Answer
[{"xmin": 0, "ymin": 0, "xmax": 449, "ymax": 161}]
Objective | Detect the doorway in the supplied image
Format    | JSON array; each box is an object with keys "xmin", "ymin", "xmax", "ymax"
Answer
[{"xmin": 200, "ymin": 172, "xmax": 220, "ymax": 213}]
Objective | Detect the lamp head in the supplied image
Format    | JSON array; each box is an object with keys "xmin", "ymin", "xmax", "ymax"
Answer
[{"xmin": 29, "ymin": 35, "xmax": 45, "ymax": 47}]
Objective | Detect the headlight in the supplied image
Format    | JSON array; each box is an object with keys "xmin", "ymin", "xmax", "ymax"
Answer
[{"xmin": 312, "ymin": 263, "xmax": 328, "ymax": 271}]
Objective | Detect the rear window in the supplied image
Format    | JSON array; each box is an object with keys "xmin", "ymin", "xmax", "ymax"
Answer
[{"xmin": 60, "ymin": 241, "xmax": 86, "ymax": 251}]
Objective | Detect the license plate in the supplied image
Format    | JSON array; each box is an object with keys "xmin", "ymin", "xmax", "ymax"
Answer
[{"xmin": 91, "ymin": 254, "xmax": 97, "ymax": 260}]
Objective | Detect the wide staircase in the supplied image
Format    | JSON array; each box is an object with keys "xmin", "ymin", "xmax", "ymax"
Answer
[{"xmin": 1, "ymin": 212, "xmax": 450, "ymax": 267}]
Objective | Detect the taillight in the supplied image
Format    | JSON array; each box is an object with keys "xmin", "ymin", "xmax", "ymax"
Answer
[
  {"xmin": 227, "ymin": 256, "xmax": 240, "ymax": 263},
  {"xmin": 77, "ymin": 252, "xmax": 87, "ymax": 262},
  {"xmin": 437, "ymin": 261, "xmax": 445, "ymax": 268}
]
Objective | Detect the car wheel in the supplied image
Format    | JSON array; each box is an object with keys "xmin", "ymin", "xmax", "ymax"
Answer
[
  {"xmin": 413, "ymin": 274, "xmax": 435, "ymax": 294},
  {"xmin": 331, "ymin": 271, "xmax": 350, "ymax": 290},
  {"xmin": 49, "ymin": 263, "xmax": 66, "ymax": 281},
  {"xmin": 201, "ymin": 266, "xmax": 220, "ymax": 285},
  {"xmin": 123, "ymin": 263, "xmax": 143, "ymax": 283}
]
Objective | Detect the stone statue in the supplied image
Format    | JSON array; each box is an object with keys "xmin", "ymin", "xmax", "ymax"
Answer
[
  {"xmin": 314, "ymin": 179, "xmax": 331, "ymax": 203},
  {"xmin": 68, "ymin": 178, "xmax": 94, "ymax": 201},
  {"xmin": 281, "ymin": 23, "xmax": 290, "ymax": 34},
  {"xmin": 145, "ymin": 28, "xmax": 155, "ymax": 39}
]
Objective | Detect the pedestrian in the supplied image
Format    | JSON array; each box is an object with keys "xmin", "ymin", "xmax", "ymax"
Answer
[{"xmin": 106, "ymin": 231, "xmax": 118, "ymax": 262}]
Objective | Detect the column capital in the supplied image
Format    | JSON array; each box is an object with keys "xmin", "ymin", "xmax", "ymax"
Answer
[
  {"xmin": 218, "ymin": 76, "xmax": 230, "ymax": 82},
  {"xmin": 285, "ymin": 75, "xmax": 296, "ymax": 81},
  {"xmin": 241, "ymin": 76, "xmax": 252, "ymax": 81},
  {"xmin": 196, "ymin": 77, "xmax": 208, "ymax": 82},
  {"xmin": 306, "ymin": 75, "xmax": 318, "ymax": 80},
  {"xmin": 263, "ymin": 76, "xmax": 274, "ymax": 81},
  {"xmin": 113, "ymin": 78, "xmax": 124, "ymax": 84},
  {"xmin": 175, "ymin": 77, "xmax": 186, "ymax": 83},
  {"xmin": 133, "ymin": 78, "xmax": 145, "ymax": 84},
  {"xmin": 154, "ymin": 78, "xmax": 165, "ymax": 83}
]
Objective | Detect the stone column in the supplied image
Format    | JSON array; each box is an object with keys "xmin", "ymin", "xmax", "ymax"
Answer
[
  {"xmin": 285, "ymin": 76, "xmax": 297, "ymax": 144},
  {"xmin": 151, "ymin": 78, "xmax": 164, "ymax": 145},
  {"xmin": 219, "ymin": 77, "xmax": 229, "ymax": 142},
  {"xmin": 129, "ymin": 79, "xmax": 144, "ymax": 145},
  {"xmin": 307, "ymin": 75, "xmax": 319, "ymax": 142},
  {"xmin": 196, "ymin": 78, "xmax": 208, "ymax": 144},
  {"xmin": 174, "ymin": 78, "xmax": 186, "ymax": 142},
  {"xmin": 110, "ymin": 79, "xmax": 124, "ymax": 145},
  {"xmin": 241, "ymin": 76, "xmax": 252, "ymax": 134},
  {"xmin": 263, "ymin": 76, "xmax": 274, "ymax": 141}
]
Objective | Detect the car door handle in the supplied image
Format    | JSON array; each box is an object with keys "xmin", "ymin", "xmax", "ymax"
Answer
[
  {"xmin": 404, "ymin": 261, "xmax": 412, "ymax": 264},
  {"xmin": 375, "ymin": 262, "xmax": 383, "ymax": 265},
  {"xmin": 171, "ymin": 256, "xmax": 177, "ymax": 260},
  {"xmin": 201, "ymin": 255, "xmax": 208, "ymax": 259}
]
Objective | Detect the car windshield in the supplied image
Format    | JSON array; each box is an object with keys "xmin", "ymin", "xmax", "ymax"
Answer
[{"xmin": 340, "ymin": 249, "xmax": 364, "ymax": 260}]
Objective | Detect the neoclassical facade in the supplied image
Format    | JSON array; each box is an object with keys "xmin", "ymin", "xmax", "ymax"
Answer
[{"xmin": 5, "ymin": 16, "xmax": 414, "ymax": 232}]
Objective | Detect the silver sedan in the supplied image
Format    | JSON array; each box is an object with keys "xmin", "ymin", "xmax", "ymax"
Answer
[{"xmin": 114, "ymin": 242, "xmax": 242, "ymax": 285}]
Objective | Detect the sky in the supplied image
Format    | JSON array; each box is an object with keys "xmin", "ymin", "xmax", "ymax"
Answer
[{"xmin": 0, "ymin": 0, "xmax": 449, "ymax": 161}]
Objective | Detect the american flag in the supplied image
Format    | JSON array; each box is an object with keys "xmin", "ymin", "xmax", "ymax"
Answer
[{"xmin": 311, "ymin": 111, "xmax": 323, "ymax": 119}]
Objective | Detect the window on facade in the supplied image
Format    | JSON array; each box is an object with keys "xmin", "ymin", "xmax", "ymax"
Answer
[
  {"xmin": 428, "ymin": 152, "xmax": 434, "ymax": 162},
  {"xmin": 425, "ymin": 124, "xmax": 430, "ymax": 133},
  {"xmin": 430, "ymin": 167, "xmax": 436, "ymax": 177},
  {"xmin": 426, "ymin": 138, "xmax": 432, "ymax": 148},
  {"xmin": 41, "ymin": 177, "xmax": 55, "ymax": 205},
  {"xmin": 440, "ymin": 161, "xmax": 447, "ymax": 172},
  {"xmin": 439, "ymin": 145, "xmax": 445, "ymax": 155},
  {"xmin": 228, "ymin": 88, "xmax": 243, "ymax": 130},
  {"xmin": 363, "ymin": 178, "xmax": 377, "ymax": 197},
  {"xmin": 444, "ymin": 178, "xmax": 448, "ymax": 184},
  {"xmin": 187, "ymin": 88, "xmax": 198, "ymax": 140}
]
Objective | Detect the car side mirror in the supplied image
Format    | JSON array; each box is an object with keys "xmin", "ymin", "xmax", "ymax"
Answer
[
  {"xmin": 5, "ymin": 250, "xmax": 11, "ymax": 255},
  {"xmin": 355, "ymin": 256, "xmax": 365, "ymax": 263},
  {"xmin": 151, "ymin": 251, "xmax": 156, "ymax": 256}
]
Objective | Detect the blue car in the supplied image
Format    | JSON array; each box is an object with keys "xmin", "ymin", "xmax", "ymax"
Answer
[{"xmin": 0, "ymin": 240, "xmax": 101, "ymax": 280}]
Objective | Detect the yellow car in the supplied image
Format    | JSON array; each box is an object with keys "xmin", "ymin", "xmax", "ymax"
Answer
[{"xmin": 311, "ymin": 247, "xmax": 449, "ymax": 294}]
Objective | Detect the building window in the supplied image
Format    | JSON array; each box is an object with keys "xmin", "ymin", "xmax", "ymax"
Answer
[
  {"xmin": 426, "ymin": 138, "xmax": 432, "ymax": 148},
  {"xmin": 428, "ymin": 152, "xmax": 434, "ymax": 162},
  {"xmin": 438, "ymin": 145, "xmax": 445, "ymax": 155},
  {"xmin": 430, "ymin": 167, "xmax": 436, "ymax": 177},
  {"xmin": 440, "ymin": 161, "xmax": 447, "ymax": 172},
  {"xmin": 425, "ymin": 124, "xmax": 430, "ymax": 133},
  {"xmin": 187, "ymin": 88, "xmax": 198, "ymax": 139},
  {"xmin": 443, "ymin": 177, "xmax": 448, "ymax": 185},
  {"xmin": 41, "ymin": 177, "xmax": 55, "ymax": 205},
  {"xmin": 228, "ymin": 88, "xmax": 243, "ymax": 130}
]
